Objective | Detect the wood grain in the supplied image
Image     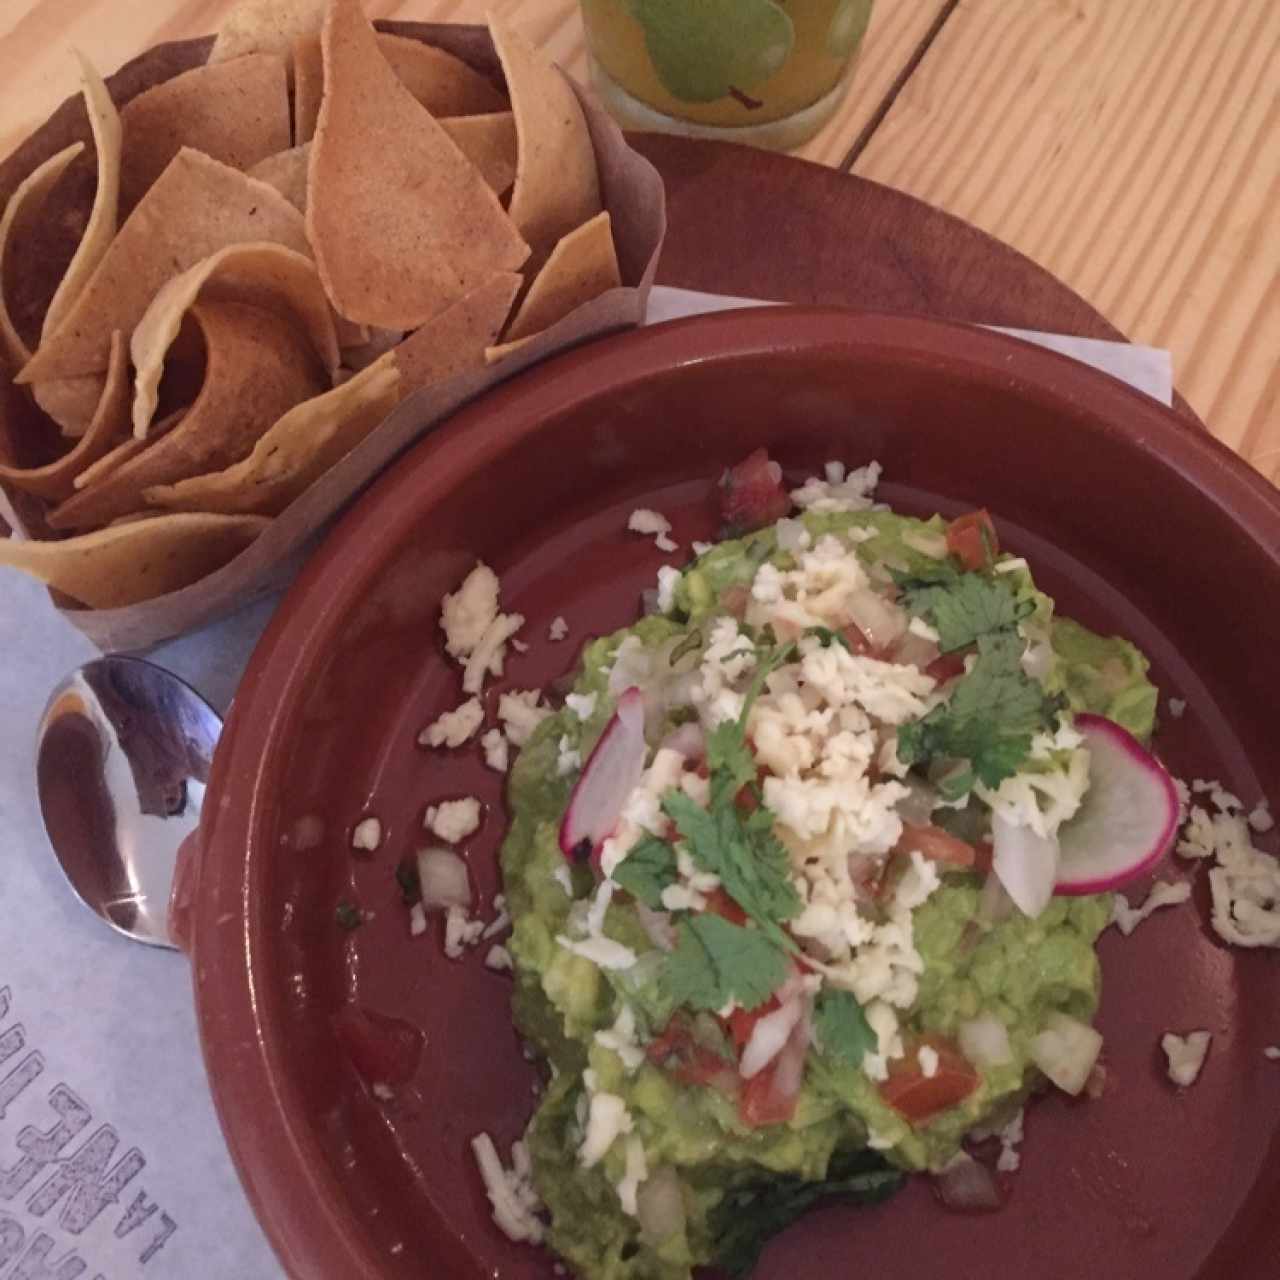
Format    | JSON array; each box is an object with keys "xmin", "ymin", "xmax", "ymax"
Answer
[
  {"xmin": 0, "ymin": 0, "xmax": 950, "ymax": 168},
  {"xmin": 854, "ymin": 0, "xmax": 1280, "ymax": 481}
]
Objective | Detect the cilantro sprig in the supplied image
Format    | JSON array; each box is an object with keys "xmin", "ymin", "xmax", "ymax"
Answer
[
  {"xmin": 664, "ymin": 915, "xmax": 790, "ymax": 1012},
  {"xmin": 611, "ymin": 836, "xmax": 679, "ymax": 909},
  {"xmin": 898, "ymin": 567, "xmax": 1033, "ymax": 654},
  {"xmin": 812, "ymin": 990, "xmax": 876, "ymax": 1068},
  {"xmin": 897, "ymin": 631, "xmax": 1057, "ymax": 788}
]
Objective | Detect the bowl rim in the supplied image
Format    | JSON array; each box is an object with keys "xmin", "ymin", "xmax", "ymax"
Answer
[{"xmin": 189, "ymin": 306, "xmax": 1280, "ymax": 1279}]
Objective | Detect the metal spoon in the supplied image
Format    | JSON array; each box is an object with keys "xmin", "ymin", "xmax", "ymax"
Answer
[{"xmin": 35, "ymin": 656, "xmax": 221, "ymax": 949}]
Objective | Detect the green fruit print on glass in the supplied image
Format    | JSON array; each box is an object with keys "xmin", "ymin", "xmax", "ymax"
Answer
[
  {"xmin": 631, "ymin": 0, "xmax": 796, "ymax": 103},
  {"xmin": 826, "ymin": 0, "xmax": 873, "ymax": 58}
]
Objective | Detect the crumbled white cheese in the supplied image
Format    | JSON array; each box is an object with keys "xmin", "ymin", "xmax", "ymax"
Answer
[
  {"xmin": 907, "ymin": 615, "xmax": 940, "ymax": 643},
  {"xmin": 594, "ymin": 1004, "xmax": 646, "ymax": 1072},
  {"xmin": 483, "ymin": 895, "xmax": 511, "ymax": 939},
  {"xmin": 691, "ymin": 540, "xmax": 714, "ymax": 557},
  {"xmin": 1111, "ymin": 879, "xmax": 1192, "ymax": 936},
  {"xmin": 418, "ymin": 697, "xmax": 484, "ymax": 749},
  {"xmin": 1249, "ymin": 802, "xmax": 1274, "ymax": 834},
  {"xmin": 995, "ymin": 1108, "xmax": 1025, "ymax": 1173},
  {"xmin": 579, "ymin": 1089, "xmax": 633, "ymax": 1168},
  {"xmin": 790, "ymin": 460, "xmax": 881, "ymax": 513},
  {"xmin": 1177, "ymin": 805, "xmax": 1217, "ymax": 859},
  {"xmin": 917, "ymin": 1045, "xmax": 940, "ymax": 1078},
  {"xmin": 1168, "ymin": 697, "xmax": 1187, "ymax": 719},
  {"xmin": 993, "ymin": 556, "xmax": 1029, "ymax": 574},
  {"xmin": 552, "ymin": 864, "xmax": 575, "ymax": 897},
  {"xmin": 628, "ymin": 507, "xmax": 678, "ymax": 553},
  {"xmin": 1264, "ymin": 1046, "xmax": 1280, "ymax": 1061},
  {"xmin": 655, "ymin": 565, "xmax": 681, "ymax": 615},
  {"xmin": 498, "ymin": 689, "xmax": 550, "ymax": 746},
  {"xmin": 565, "ymin": 691, "xmax": 597, "ymax": 720},
  {"xmin": 557, "ymin": 880, "xmax": 638, "ymax": 971},
  {"xmin": 557, "ymin": 735, "xmax": 582, "ymax": 777},
  {"xmin": 408, "ymin": 902, "xmax": 427, "ymax": 937},
  {"xmin": 976, "ymin": 721, "xmax": 1090, "ymax": 840},
  {"xmin": 548, "ymin": 615, "xmax": 569, "ymax": 641},
  {"xmin": 463, "ymin": 611, "xmax": 525, "ymax": 695},
  {"xmin": 350, "ymin": 817, "xmax": 382, "ymax": 852},
  {"xmin": 481, "ymin": 728, "xmax": 509, "ymax": 773},
  {"xmin": 471, "ymin": 1134, "xmax": 544, "ymax": 1243},
  {"xmin": 441, "ymin": 563, "xmax": 499, "ymax": 659},
  {"xmin": 485, "ymin": 944, "xmax": 513, "ymax": 972},
  {"xmin": 511, "ymin": 637, "xmax": 530, "ymax": 654},
  {"xmin": 425, "ymin": 797, "xmax": 481, "ymax": 844},
  {"xmin": 1162, "ymin": 1030, "xmax": 1211, "ymax": 1087},
  {"xmin": 444, "ymin": 905, "xmax": 486, "ymax": 958},
  {"xmin": 616, "ymin": 1136, "xmax": 649, "ymax": 1217}
]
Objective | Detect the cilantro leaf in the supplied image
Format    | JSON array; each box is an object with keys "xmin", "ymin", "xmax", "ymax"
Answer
[
  {"xmin": 897, "ymin": 632, "xmax": 1056, "ymax": 788},
  {"xmin": 813, "ymin": 990, "xmax": 876, "ymax": 1068},
  {"xmin": 806, "ymin": 625, "xmax": 851, "ymax": 651},
  {"xmin": 662, "ymin": 790, "xmax": 801, "ymax": 939},
  {"xmin": 662, "ymin": 914, "xmax": 789, "ymax": 1012},
  {"xmin": 706, "ymin": 719, "xmax": 757, "ymax": 811},
  {"xmin": 709, "ymin": 1148, "xmax": 905, "ymax": 1277},
  {"xmin": 900, "ymin": 572, "xmax": 1033, "ymax": 654},
  {"xmin": 611, "ymin": 836, "xmax": 679, "ymax": 909}
]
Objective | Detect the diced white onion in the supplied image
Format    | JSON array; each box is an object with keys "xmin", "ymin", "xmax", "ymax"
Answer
[
  {"xmin": 636, "ymin": 1166, "xmax": 686, "ymax": 1245},
  {"xmin": 846, "ymin": 589, "xmax": 907, "ymax": 651},
  {"xmin": 739, "ymin": 996, "xmax": 804, "ymax": 1079},
  {"xmin": 417, "ymin": 847, "xmax": 472, "ymax": 911},
  {"xmin": 958, "ymin": 1013, "xmax": 1013, "ymax": 1068},
  {"xmin": 933, "ymin": 1151, "xmax": 1003, "ymax": 1214},
  {"xmin": 1030, "ymin": 1012, "xmax": 1103, "ymax": 1096}
]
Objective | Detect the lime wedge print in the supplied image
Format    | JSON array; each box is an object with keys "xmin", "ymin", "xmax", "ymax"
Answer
[
  {"xmin": 632, "ymin": 0, "xmax": 795, "ymax": 104},
  {"xmin": 826, "ymin": 0, "xmax": 873, "ymax": 58}
]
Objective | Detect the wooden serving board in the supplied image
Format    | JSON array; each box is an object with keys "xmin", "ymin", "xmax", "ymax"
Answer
[{"xmin": 636, "ymin": 133, "xmax": 1201, "ymax": 428}]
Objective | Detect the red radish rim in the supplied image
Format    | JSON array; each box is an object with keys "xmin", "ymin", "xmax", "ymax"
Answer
[{"xmin": 1054, "ymin": 713, "xmax": 1180, "ymax": 896}]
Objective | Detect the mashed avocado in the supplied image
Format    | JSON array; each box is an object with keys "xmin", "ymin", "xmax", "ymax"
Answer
[{"xmin": 499, "ymin": 505, "xmax": 1154, "ymax": 1279}]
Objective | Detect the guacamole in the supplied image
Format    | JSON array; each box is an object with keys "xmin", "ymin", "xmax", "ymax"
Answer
[{"xmin": 499, "ymin": 492, "xmax": 1156, "ymax": 1279}]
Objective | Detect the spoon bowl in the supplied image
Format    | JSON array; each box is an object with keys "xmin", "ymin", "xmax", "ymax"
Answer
[{"xmin": 35, "ymin": 656, "xmax": 221, "ymax": 948}]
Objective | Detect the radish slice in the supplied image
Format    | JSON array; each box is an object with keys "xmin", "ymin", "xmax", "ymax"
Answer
[
  {"xmin": 559, "ymin": 687, "xmax": 647, "ymax": 862},
  {"xmin": 992, "ymin": 813, "xmax": 1059, "ymax": 919},
  {"xmin": 1054, "ymin": 713, "xmax": 1179, "ymax": 895}
]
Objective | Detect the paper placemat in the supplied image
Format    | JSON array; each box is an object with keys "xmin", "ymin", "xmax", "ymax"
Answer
[{"xmin": 0, "ymin": 289, "xmax": 1173, "ymax": 1278}]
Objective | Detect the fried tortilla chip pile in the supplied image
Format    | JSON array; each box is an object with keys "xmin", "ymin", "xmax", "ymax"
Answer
[{"xmin": 0, "ymin": 0, "xmax": 623, "ymax": 610}]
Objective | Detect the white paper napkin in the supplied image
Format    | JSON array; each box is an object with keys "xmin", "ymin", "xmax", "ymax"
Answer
[{"xmin": 0, "ymin": 289, "xmax": 1173, "ymax": 1278}]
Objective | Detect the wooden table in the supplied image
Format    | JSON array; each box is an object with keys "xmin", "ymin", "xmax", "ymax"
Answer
[{"xmin": 2, "ymin": 0, "xmax": 1275, "ymax": 481}]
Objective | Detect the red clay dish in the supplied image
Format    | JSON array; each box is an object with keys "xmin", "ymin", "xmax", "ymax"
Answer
[{"xmin": 182, "ymin": 309, "xmax": 1280, "ymax": 1279}]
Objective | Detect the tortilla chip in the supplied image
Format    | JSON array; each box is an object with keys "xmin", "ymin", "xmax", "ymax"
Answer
[
  {"xmin": 119, "ymin": 54, "xmax": 290, "ymax": 213},
  {"xmin": 42, "ymin": 56, "xmax": 123, "ymax": 346},
  {"xmin": 73, "ymin": 410, "xmax": 184, "ymax": 492},
  {"xmin": 209, "ymin": 0, "xmax": 326, "ymax": 65},
  {"xmin": 17, "ymin": 148, "xmax": 311, "ymax": 385},
  {"xmin": 306, "ymin": 0, "xmax": 529, "ymax": 330},
  {"xmin": 49, "ymin": 298, "xmax": 326, "ymax": 529},
  {"xmin": 293, "ymin": 31, "xmax": 507, "ymax": 146},
  {"xmin": 500, "ymin": 212, "xmax": 620, "ymax": 348},
  {"xmin": 144, "ymin": 356, "xmax": 400, "ymax": 518},
  {"xmin": 131, "ymin": 242, "xmax": 339, "ymax": 438},
  {"xmin": 247, "ymin": 144, "xmax": 310, "ymax": 211},
  {"xmin": 377, "ymin": 34, "xmax": 508, "ymax": 116},
  {"xmin": 33, "ymin": 374, "xmax": 108, "ymax": 438},
  {"xmin": 393, "ymin": 272, "xmax": 520, "ymax": 394},
  {"xmin": 0, "ymin": 512, "xmax": 269, "ymax": 609},
  {"xmin": 0, "ymin": 143, "xmax": 84, "ymax": 369},
  {"xmin": 292, "ymin": 35, "xmax": 325, "ymax": 144},
  {"xmin": 440, "ymin": 113, "xmax": 517, "ymax": 196},
  {"xmin": 489, "ymin": 15, "xmax": 601, "ymax": 254},
  {"xmin": 0, "ymin": 332, "xmax": 130, "ymax": 501}
]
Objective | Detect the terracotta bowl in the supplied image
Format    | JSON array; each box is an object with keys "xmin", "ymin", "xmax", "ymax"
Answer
[{"xmin": 181, "ymin": 309, "xmax": 1280, "ymax": 1279}]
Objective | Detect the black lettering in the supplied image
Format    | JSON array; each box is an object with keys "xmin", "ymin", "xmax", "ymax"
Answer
[
  {"xmin": 0, "ymin": 1053, "xmax": 44, "ymax": 1127},
  {"xmin": 8, "ymin": 1231, "xmax": 86, "ymax": 1280},
  {"xmin": 0, "ymin": 1025, "xmax": 24, "ymax": 1067},
  {"xmin": 138, "ymin": 1211, "xmax": 177, "ymax": 1265},
  {"xmin": 114, "ymin": 1187, "xmax": 159, "ymax": 1238},
  {"xmin": 0, "ymin": 987, "xmax": 10, "ymax": 1023},
  {"xmin": 28, "ymin": 1124, "xmax": 145, "ymax": 1234},
  {"xmin": 0, "ymin": 1087, "xmax": 90, "ymax": 1202},
  {"xmin": 0, "ymin": 1208, "xmax": 24, "ymax": 1266}
]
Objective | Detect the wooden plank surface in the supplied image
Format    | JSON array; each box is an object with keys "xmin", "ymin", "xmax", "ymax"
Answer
[
  {"xmin": 854, "ymin": 0, "xmax": 1280, "ymax": 481},
  {"xmin": 0, "ymin": 0, "xmax": 949, "ymax": 168}
]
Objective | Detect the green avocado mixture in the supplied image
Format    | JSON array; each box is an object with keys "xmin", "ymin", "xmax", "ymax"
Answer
[{"xmin": 500, "ymin": 506, "xmax": 1156, "ymax": 1279}]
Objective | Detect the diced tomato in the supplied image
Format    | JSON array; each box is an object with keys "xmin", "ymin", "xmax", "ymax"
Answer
[
  {"xmin": 839, "ymin": 623, "xmax": 876, "ymax": 656},
  {"xmin": 647, "ymin": 1017, "xmax": 738, "ymax": 1091},
  {"xmin": 973, "ymin": 840, "xmax": 994, "ymax": 876},
  {"xmin": 740, "ymin": 1058, "xmax": 800, "ymax": 1128},
  {"xmin": 719, "ymin": 584, "xmax": 751, "ymax": 618},
  {"xmin": 332, "ymin": 1004, "xmax": 424, "ymax": 1089},
  {"xmin": 924, "ymin": 650, "xmax": 968, "ymax": 682},
  {"xmin": 879, "ymin": 1035, "xmax": 979, "ymax": 1123},
  {"xmin": 945, "ymin": 509, "xmax": 998, "ymax": 572},
  {"xmin": 725, "ymin": 995, "xmax": 781, "ymax": 1052},
  {"xmin": 734, "ymin": 783, "xmax": 760, "ymax": 814},
  {"xmin": 702, "ymin": 887, "xmax": 748, "ymax": 926},
  {"xmin": 894, "ymin": 823, "xmax": 978, "ymax": 869},
  {"xmin": 718, "ymin": 448, "xmax": 792, "ymax": 535}
]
